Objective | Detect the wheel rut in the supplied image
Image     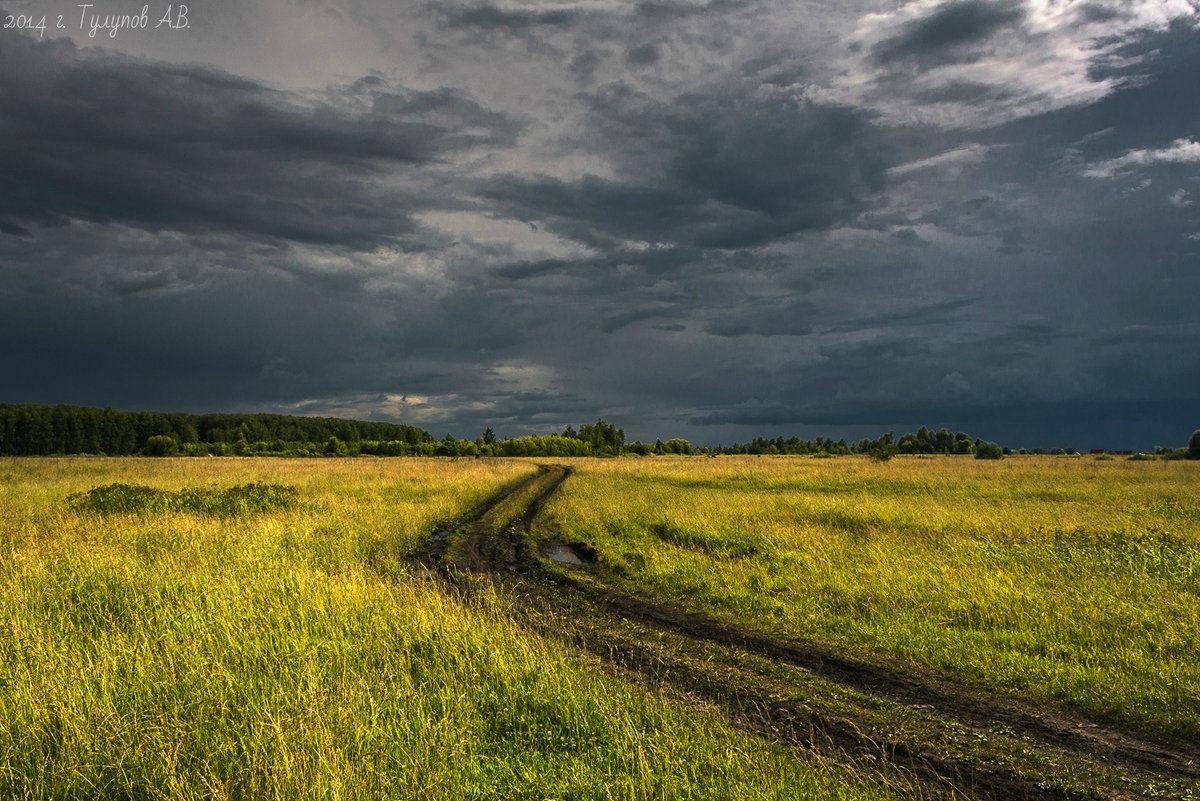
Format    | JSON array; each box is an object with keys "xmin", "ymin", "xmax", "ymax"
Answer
[{"xmin": 411, "ymin": 464, "xmax": 1200, "ymax": 801}]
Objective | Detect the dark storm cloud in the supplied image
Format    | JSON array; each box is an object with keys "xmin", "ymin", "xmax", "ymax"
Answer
[
  {"xmin": 626, "ymin": 42, "xmax": 662, "ymax": 66},
  {"xmin": 1075, "ymin": 3, "xmax": 1128, "ymax": 25},
  {"xmin": 872, "ymin": 0, "xmax": 1027, "ymax": 68},
  {"xmin": 438, "ymin": 4, "xmax": 581, "ymax": 31},
  {"xmin": 704, "ymin": 298, "xmax": 976, "ymax": 338},
  {"xmin": 480, "ymin": 174, "xmax": 706, "ymax": 248},
  {"xmin": 2, "ymin": 1, "xmax": 1198, "ymax": 450},
  {"xmin": 0, "ymin": 30, "xmax": 516, "ymax": 247},
  {"xmin": 483, "ymin": 89, "xmax": 893, "ymax": 252}
]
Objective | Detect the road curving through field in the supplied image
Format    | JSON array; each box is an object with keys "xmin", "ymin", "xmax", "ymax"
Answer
[{"xmin": 411, "ymin": 464, "xmax": 1200, "ymax": 801}]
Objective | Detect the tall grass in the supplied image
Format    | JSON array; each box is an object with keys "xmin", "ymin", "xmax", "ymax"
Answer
[
  {"xmin": 68, "ymin": 482, "xmax": 298, "ymax": 516},
  {"xmin": 0, "ymin": 457, "xmax": 891, "ymax": 800},
  {"xmin": 545, "ymin": 455, "xmax": 1200, "ymax": 740}
]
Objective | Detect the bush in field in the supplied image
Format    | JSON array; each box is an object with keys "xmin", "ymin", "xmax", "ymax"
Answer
[
  {"xmin": 974, "ymin": 441, "xmax": 1003, "ymax": 460},
  {"xmin": 143, "ymin": 435, "xmax": 178, "ymax": 457},
  {"xmin": 68, "ymin": 482, "xmax": 297, "ymax": 516},
  {"xmin": 1189, "ymin": 429, "xmax": 1200, "ymax": 459},
  {"xmin": 869, "ymin": 444, "xmax": 899, "ymax": 462}
]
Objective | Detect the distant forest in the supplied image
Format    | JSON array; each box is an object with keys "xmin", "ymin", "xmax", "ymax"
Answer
[
  {"xmin": 0, "ymin": 403, "xmax": 1033, "ymax": 459},
  {"xmin": 0, "ymin": 404, "xmax": 430, "ymax": 457}
]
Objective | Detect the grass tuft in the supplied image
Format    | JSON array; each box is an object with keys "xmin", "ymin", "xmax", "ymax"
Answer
[{"xmin": 67, "ymin": 482, "xmax": 298, "ymax": 516}]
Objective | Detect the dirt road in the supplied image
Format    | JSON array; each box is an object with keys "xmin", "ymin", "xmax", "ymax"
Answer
[{"xmin": 413, "ymin": 465, "xmax": 1200, "ymax": 801}]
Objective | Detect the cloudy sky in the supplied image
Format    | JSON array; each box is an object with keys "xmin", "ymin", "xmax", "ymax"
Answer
[{"xmin": 2, "ymin": 0, "xmax": 1198, "ymax": 448}]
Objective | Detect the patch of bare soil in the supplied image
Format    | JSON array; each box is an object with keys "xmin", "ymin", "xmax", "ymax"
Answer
[
  {"xmin": 415, "ymin": 465, "xmax": 570, "ymax": 574},
  {"xmin": 412, "ymin": 464, "xmax": 1200, "ymax": 801}
]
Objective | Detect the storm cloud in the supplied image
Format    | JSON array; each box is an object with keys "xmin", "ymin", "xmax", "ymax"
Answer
[{"xmin": 1, "ymin": 0, "xmax": 1198, "ymax": 449}]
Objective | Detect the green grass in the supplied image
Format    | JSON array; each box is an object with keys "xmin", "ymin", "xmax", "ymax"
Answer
[
  {"xmin": 0, "ymin": 457, "xmax": 892, "ymax": 800},
  {"xmin": 67, "ymin": 482, "xmax": 299, "ymax": 516},
  {"xmin": 543, "ymin": 455, "xmax": 1200, "ymax": 741}
]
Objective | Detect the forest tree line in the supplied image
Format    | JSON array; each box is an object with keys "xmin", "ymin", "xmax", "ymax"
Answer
[
  {"xmin": 0, "ymin": 404, "xmax": 431, "ymax": 456},
  {"xmin": 0, "ymin": 403, "xmax": 1036, "ymax": 458}
]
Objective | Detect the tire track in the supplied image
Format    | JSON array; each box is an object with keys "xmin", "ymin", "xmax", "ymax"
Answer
[
  {"xmin": 412, "ymin": 464, "xmax": 1200, "ymax": 801},
  {"xmin": 415, "ymin": 465, "xmax": 569, "ymax": 574},
  {"xmin": 542, "ymin": 569, "xmax": 1200, "ymax": 785}
]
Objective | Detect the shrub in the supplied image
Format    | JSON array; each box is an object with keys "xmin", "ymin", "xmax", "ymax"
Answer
[
  {"xmin": 1189, "ymin": 429, "xmax": 1200, "ymax": 459},
  {"xmin": 869, "ymin": 444, "xmax": 899, "ymax": 462},
  {"xmin": 68, "ymin": 482, "xmax": 297, "ymax": 516},
  {"xmin": 974, "ymin": 441, "xmax": 1003, "ymax": 460},
  {"xmin": 143, "ymin": 435, "xmax": 178, "ymax": 457}
]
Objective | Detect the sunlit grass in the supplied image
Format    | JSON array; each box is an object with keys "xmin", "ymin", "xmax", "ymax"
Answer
[
  {"xmin": 0, "ymin": 457, "xmax": 891, "ymax": 800},
  {"xmin": 545, "ymin": 455, "xmax": 1200, "ymax": 740}
]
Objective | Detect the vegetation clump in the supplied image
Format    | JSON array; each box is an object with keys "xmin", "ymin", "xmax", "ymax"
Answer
[
  {"xmin": 973, "ymin": 441, "xmax": 1003, "ymax": 460},
  {"xmin": 68, "ymin": 482, "xmax": 297, "ymax": 516},
  {"xmin": 142, "ymin": 435, "xmax": 179, "ymax": 456}
]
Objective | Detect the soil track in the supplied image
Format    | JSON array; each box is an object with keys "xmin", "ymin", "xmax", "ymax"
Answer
[
  {"xmin": 412, "ymin": 464, "xmax": 1200, "ymax": 801},
  {"xmin": 416, "ymin": 465, "xmax": 570, "ymax": 574},
  {"xmin": 543, "ymin": 569, "xmax": 1200, "ymax": 784}
]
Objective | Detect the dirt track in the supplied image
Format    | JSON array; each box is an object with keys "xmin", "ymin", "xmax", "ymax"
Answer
[{"xmin": 413, "ymin": 465, "xmax": 1200, "ymax": 801}]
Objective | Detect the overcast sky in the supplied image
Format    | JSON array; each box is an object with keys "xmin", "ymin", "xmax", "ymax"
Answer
[{"xmin": 2, "ymin": 0, "xmax": 1199, "ymax": 448}]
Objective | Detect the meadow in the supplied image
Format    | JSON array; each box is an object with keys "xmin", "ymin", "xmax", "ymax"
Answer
[
  {"xmin": 0, "ymin": 457, "xmax": 893, "ymax": 800},
  {"xmin": 542, "ymin": 455, "xmax": 1200, "ymax": 742}
]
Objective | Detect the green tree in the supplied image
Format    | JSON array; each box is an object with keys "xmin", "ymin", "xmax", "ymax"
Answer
[
  {"xmin": 974, "ymin": 441, "xmax": 1003, "ymax": 460},
  {"xmin": 143, "ymin": 435, "xmax": 178, "ymax": 457},
  {"xmin": 1188, "ymin": 429, "xmax": 1200, "ymax": 459},
  {"xmin": 870, "ymin": 443, "xmax": 899, "ymax": 462}
]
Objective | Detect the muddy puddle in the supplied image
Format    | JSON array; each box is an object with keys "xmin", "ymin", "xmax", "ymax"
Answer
[{"xmin": 541, "ymin": 542, "xmax": 596, "ymax": 566}]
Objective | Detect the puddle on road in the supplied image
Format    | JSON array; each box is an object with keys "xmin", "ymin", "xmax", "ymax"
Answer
[{"xmin": 541, "ymin": 542, "xmax": 597, "ymax": 566}]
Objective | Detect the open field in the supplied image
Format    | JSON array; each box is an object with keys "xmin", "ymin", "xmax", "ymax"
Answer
[
  {"xmin": 541, "ymin": 456, "xmax": 1200, "ymax": 742},
  {"xmin": 2, "ymin": 455, "xmax": 1198, "ymax": 800},
  {"xmin": 0, "ymin": 457, "xmax": 890, "ymax": 800}
]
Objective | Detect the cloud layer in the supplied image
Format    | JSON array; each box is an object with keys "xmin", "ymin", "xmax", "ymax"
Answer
[{"xmin": 2, "ymin": 0, "xmax": 1199, "ymax": 449}]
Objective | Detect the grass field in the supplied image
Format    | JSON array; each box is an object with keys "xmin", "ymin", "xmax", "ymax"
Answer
[
  {"xmin": 0, "ymin": 457, "xmax": 895, "ymax": 800},
  {"xmin": 4, "ymin": 454, "xmax": 1198, "ymax": 799},
  {"xmin": 541, "ymin": 455, "xmax": 1200, "ymax": 742}
]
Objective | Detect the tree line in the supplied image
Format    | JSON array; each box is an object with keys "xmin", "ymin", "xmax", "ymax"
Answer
[
  {"xmin": 0, "ymin": 405, "xmax": 1002, "ymax": 458},
  {"xmin": 10, "ymin": 403, "xmax": 1191, "ymax": 459},
  {"xmin": 0, "ymin": 404, "xmax": 431, "ymax": 456}
]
